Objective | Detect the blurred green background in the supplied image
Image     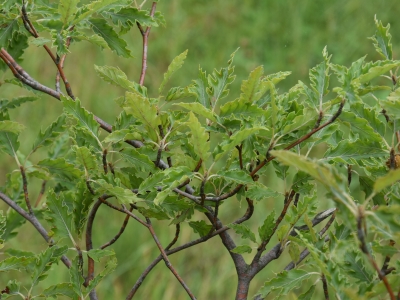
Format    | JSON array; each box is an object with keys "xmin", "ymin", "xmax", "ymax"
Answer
[{"xmin": 1, "ymin": 0, "xmax": 399, "ymax": 299}]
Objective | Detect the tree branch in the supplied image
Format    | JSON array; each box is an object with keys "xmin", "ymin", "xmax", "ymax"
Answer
[
  {"xmin": 0, "ymin": 192, "xmax": 71, "ymax": 268},
  {"xmin": 137, "ymin": 2, "xmax": 157, "ymax": 86},
  {"xmin": 126, "ymin": 197, "xmax": 254, "ymax": 299},
  {"xmin": 100, "ymin": 206, "xmax": 133, "ymax": 250}
]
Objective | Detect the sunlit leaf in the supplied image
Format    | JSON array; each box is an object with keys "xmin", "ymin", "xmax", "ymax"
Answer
[{"xmin": 159, "ymin": 50, "xmax": 188, "ymax": 93}]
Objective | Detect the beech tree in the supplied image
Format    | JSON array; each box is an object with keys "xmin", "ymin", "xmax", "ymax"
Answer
[{"xmin": 1, "ymin": 1, "xmax": 400, "ymax": 299}]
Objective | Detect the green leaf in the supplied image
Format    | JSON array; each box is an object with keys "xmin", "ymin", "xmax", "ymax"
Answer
[
  {"xmin": 0, "ymin": 120, "xmax": 25, "ymax": 134},
  {"xmin": 186, "ymin": 112, "xmax": 210, "ymax": 161},
  {"xmin": 0, "ymin": 256, "xmax": 34, "ymax": 272},
  {"xmin": 228, "ymin": 223, "xmax": 256, "ymax": 243},
  {"xmin": 0, "ymin": 211, "xmax": 5, "ymax": 248},
  {"xmin": 288, "ymin": 241, "xmax": 301, "ymax": 263},
  {"xmin": 341, "ymin": 250, "xmax": 373, "ymax": 283},
  {"xmin": 32, "ymin": 115, "xmax": 66, "ymax": 153},
  {"xmin": 88, "ymin": 18, "xmax": 131, "ymax": 58},
  {"xmin": 159, "ymin": 50, "xmax": 188, "ymax": 93},
  {"xmin": 87, "ymin": 249, "xmax": 115, "ymax": 262},
  {"xmin": 0, "ymin": 96, "xmax": 38, "ymax": 111},
  {"xmin": 73, "ymin": 182, "xmax": 94, "ymax": 237},
  {"xmin": 339, "ymin": 111, "xmax": 383, "ymax": 142},
  {"xmin": 58, "ymin": 0, "xmax": 80, "ymax": 26},
  {"xmin": 119, "ymin": 148, "xmax": 155, "ymax": 173},
  {"xmin": 238, "ymin": 65, "xmax": 265, "ymax": 103},
  {"xmin": 207, "ymin": 49, "xmax": 237, "ymax": 105},
  {"xmin": 38, "ymin": 158, "xmax": 82, "ymax": 181},
  {"xmin": 380, "ymin": 88, "xmax": 400, "ymax": 120},
  {"xmin": 351, "ymin": 102, "xmax": 385, "ymax": 137},
  {"xmin": 189, "ymin": 67, "xmax": 209, "ymax": 108},
  {"xmin": 298, "ymin": 285, "xmax": 316, "ymax": 300},
  {"xmin": 0, "ymin": 17, "xmax": 19, "ymax": 50},
  {"xmin": 73, "ymin": 0, "xmax": 119, "ymax": 25},
  {"xmin": 219, "ymin": 98, "xmax": 268, "ymax": 120},
  {"xmin": 69, "ymin": 256, "xmax": 84, "ymax": 298},
  {"xmin": 94, "ymin": 65, "xmax": 144, "ymax": 94},
  {"xmin": 0, "ymin": 131, "xmax": 19, "ymax": 158},
  {"xmin": 256, "ymin": 270, "xmax": 318, "ymax": 297},
  {"xmin": 323, "ymin": 139, "xmax": 387, "ymax": 165},
  {"xmin": 46, "ymin": 191, "xmax": 75, "ymax": 244},
  {"xmin": 173, "ymin": 102, "xmax": 217, "ymax": 122},
  {"xmin": 123, "ymin": 91, "xmax": 160, "ymax": 137},
  {"xmin": 61, "ymin": 96, "xmax": 100, "ymax": 144},
  {"xmin": 31, "ymin": 246, "xmax": 68, "ymax": 288},
  {"xmin": 0, "ymin": 280, "xmax": 21, "ymax": 298},
  {"xmin": 308, "ymin": 46, "xmax": 330, "ymax": 108},
  {"xmin": 73, "ymin": 146, "xmax": 98, "ymax": 174},
  {"xmin": 86, "ymin": 256, "xmax": 117, "ymax": 295},
  {"xmin": 369, "ymin": 16, "xmax": 392, "ymax": 60},
  {"xmin": 189, "ymin": 220, "xmax": 213, "ymax": 237},
  {"xmin": 246, "ymin": 182, "xmax": 280, "ymax": 201},
  {"xmin": 230, "ymin": 245, "xmax": 252, "ymax": 254},
  {"xmin": 216, "ymin": 169, "xmax": 253, "ymax": 184},
  {"xmin": 29, "ymin": 37, "xmax": 52, "ymax": 47},
  {"xmin": 355, "ymin": 62, "xmax": 400, "ymax": 83},
  {"xmin": 95, "ymin": 179, "xmax": 142, "ymax": 204},
  {"xmin": 102, "ymin": 7, "xmax": 158, "ymax": 32},
  {"xmin": 215, "ymin": 127, "xmax": 264, "ymax": 161},
  {"xmin": 374, "ymin": 168, "xmax": 400, "ymax": 193},
  {"xmin": 41, "ymin": 283, "xmax": 77, "ymax": 299},
  {"xmin": 258, "ymin": 211, "xmax": 275, "ymax": 241}
]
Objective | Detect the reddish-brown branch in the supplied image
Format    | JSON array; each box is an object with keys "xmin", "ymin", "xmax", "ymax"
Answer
[
  {"xmin": 19, "ymin": 166, "xmax": 34, "ymax": 215},
  {"xmin": 100, "ymin": 206, "xmax": 133, "ymax": 250},
  {"xmin": 137, "ymin": 2, "xmax": 157, "ymax": 86},
  {"xmin": 21, "ymin": 3, "xmax": 75, "ymax": 98},
  {"xmin": 0, "ymin": 192, "xmax": 71, "ymax": 268},
  {"xmin": 252, "ymin": 190, "xmax": 296, "ymax": 264},
  {"xmin": 85, "ymin": 200, "xmax": 102, "ymax": 287},
  {"xmin": 165, "ymin": 224, "xmax": 181, "ymax": 251},
  {"xmin": 126, "ymin": 197, "xmax": 254, "ymax": 299},
  {"xmin": 284, "ymin": 212, "xmax": 336, "ymax": 271},
  {"xmin": 34, "ymin": 180, "xmax": 47, "ymax": 207},
  {"xmin": 146, "ymin": 218, "xmax": 196, "ymax": 299}
]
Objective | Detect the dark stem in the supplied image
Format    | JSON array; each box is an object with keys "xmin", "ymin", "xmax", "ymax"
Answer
[
  {"xmin": 165, "ymin": 224, "xmax": 181, "ymax": 251},
  {"xmin": 321, "ymin": 273, "xmax": 329, "ymax": 300},
  {"xmin": 126, "ymin": 197, "xmax": 254, "ymax": 299},
  {"xmin": 85, "ymin": 200, "xmax": 102, "ymax": 287},
  {"xmin": 146, "ymin": 218, "xmax": 197, "ymax": 300},
  {"xmin": 100, "ymin": 206, "xmax": 133, "ymax": 250},
  {"xmin": 0, "ymin": 192, "xmax": 71, "ymax": 268},
  {"xmin": 20, "ymin": 166, "xmax": 33, "ymax": 215},
  {"xmin": 347, "ymin": 164, "xmax": 352, "ymax": 186},
  {"xmin": 102, "ymin": 149, "xmax": 108, "ymax": 174},
  {"xmin": 236, "ymin": 144, "xmax": 243, "ymax": 169},
  {"xmin": 252, "ymin": 190, "xmax": 296, "ymax": 264},
  {"xmin": 21, "ymin": 4, "xmax": 75, "ymax": 99},
  {"xmin": 34, "ymin": 180, "xmax": 47, "ymax": 207}
]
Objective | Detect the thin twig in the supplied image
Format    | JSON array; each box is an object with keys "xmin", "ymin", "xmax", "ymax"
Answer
[
  {"xmin": 85, "ymin": 200, "xmax": 102, "ymax": 287},
  {"xmin": 321, "ymin": 273, "xmax": 329, "ymax": 299},
  {"xmin": 126, "ymin": 197, "xmax": 254, "ymax": 299},
  {"xmin": 34, "ymin": 180, "xmax": 47, "ymax": 207},
  {"xmin": 102, "ymin": 149, "xmax": 108, "ymax": 174},
  {"xmin": 165, "ymin": 224, "xmax": 181, "ymax": 251},
  {"xmin": 284, "ymin": 211, "xmax": 336, "ymax": 271},
  {"xmin": 20, "ymin": 166, "xmax": 34, "ymax": 215},
  {"xmin": 252, "ymin": 190, "xmax": 296, "ymax": 264},
  {"xmin": 137, "ymin": 2, "xmax": 157, "ymax": 85},
  {"xmin": 146, "ymin": 218, "xmax": 196, "ymax": 299},
  {"xmin": 21, "ymin": 3, "xmax": 75, "ymax": 98},
  {"xmin": 100, "ymin": 206, "xmax": 133, "ymax": 250},
  {"xmin": 0, "ymin": 192, "xmax": 71, "ymax": 268}
]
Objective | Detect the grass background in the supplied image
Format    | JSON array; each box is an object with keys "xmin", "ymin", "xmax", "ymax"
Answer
[{"xmin": 1, "ymin": 0, "xmax": 399, "ymax": 298}]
